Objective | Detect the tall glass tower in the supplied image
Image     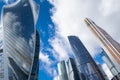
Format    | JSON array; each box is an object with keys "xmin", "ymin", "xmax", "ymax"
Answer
[
  {"xmin": 57, "ymin": 58, "xmax": 81, "ymax": 80},
  {"xmin": 29, "ymin": 30, "xmax": 40, "ymax": 80},
  {"xmin": 2, "ymin": 0, "xmax": 40, "ymax": 80},
  {"xmin": 68, "ymin": 36, "xmax": 105, "ymax": 80},
  {"xmin": 0, "ymin": 49, "xmax": 4, "ymax": 80},
  {"xmin": 97, "ymin": 64, "xmax": 109, "ymax": 80},
  {"xmin": 66, "ymin": 58, "xmax": 81, "ymax": 80},
  {"xmin": 101, "ymin": 49, "xmax": 118, "ymax": 76},
  {"xmin": 58, "ymin": 61, "xmax": 69, "ymax": 80},
  {"xmin": 84, "ymin": 18, "xmax": 120, "ymax": 73}
]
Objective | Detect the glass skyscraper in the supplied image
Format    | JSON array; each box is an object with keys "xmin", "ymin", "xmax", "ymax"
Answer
[
  {"xmin": 58, "ymin": 61, "xmax": 69, "ymax": 80},
  {"xmin": 101, "ymin": 49, "xmax": 118, "ymax": 76},
  {"xmin": 84, "ymin": 18, "xmax": 120, "ymax": 73},
  {"xmin": 68, "ymin": 36, "xmax": 105, "ymax": 80},
  {"xmin": 66, "ymin": 58, "xmax": 81, "ymax": 80},
  {"xmin": 57, "ymin": 58, "xmax": 81, "ymax": 80},
  {"xmin": 97, "ymin": 64, "xmax": 109, "ymax": 80},
  {"xmin": 29, "ymin": 30, "xmax": 40, "ymax": 80},
  {"xmin": 0, "ymin": 49, "xmax": 4, "ymax": 80},
  {"xmin": 2, "ymin": 0, "xmax": 40, "ymax": 80},
  {"xmin": 0, "ymin": 23, "xmax": 4, "ymax": 80}
]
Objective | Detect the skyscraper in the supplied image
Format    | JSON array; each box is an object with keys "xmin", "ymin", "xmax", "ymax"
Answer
[
  {"xmin": 66, "ymin": 58, "xmax": 81, "ymax": 80},
  {"xmin": 100, "ymin": 49, "xmax": 118, "ymax": 76},
  {"xmin": 68, "ymin": 36, "xmax": 105, "ymax": 80},
  {"xmin": 97, "ymin": 64, "xmax": 109, "ymax": 80},
  {"xmin": 0, "ymin": 24, "xmax": 4, "ymax": 80},
  {"xmin": 84, "ymin": 18, "xmax": 120, "ymax": 72},
  {"xmin": 0, "ymin": 49, "xmax": 4, "ymax": 80},
  {"xmin": 29, "ymin": 30, "xmax": 40, "ymax": 80},
  {"xmin": 57, "ymin": 58, "xmax": 81, "ymax": 80},
  {"xmin": 101, "ymin": 63, "xmax": 113, "ymax": 80},
  {"xmin": 58, "ymin": 61, "xmax": 69, "ymax": 80},
  {"xmin": 2, "ymin": 0, "xmax": 40, "ymax": 80}
]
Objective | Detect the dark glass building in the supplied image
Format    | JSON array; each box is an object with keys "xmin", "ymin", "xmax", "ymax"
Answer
[
  {"xmin": 29, "ymin": 30, "xmax": 40, "ymax": 80},
  {"xmin": 2, "ymin": 0, "xmax": 39, "ymax": 80},
  {"xmin": 68, "ymin": 36, "xmax": 105, "ymax": 80}
]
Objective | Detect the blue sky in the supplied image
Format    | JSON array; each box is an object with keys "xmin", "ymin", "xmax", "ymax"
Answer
[
  {"xmin": 1, "ymin": 0, "xmax": 120, "ymax": 80},
  {"xmin": 37, "ymin": 1, "xmax": 57, "ymax": 80}
]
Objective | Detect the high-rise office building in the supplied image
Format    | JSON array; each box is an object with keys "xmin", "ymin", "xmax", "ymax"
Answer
[
  {"xmin": 0, "ymin": 24, "xmax": 4, "ymax": 80},
  {"xmin": 97, "ymin": 64, "xmax": 109, "ymax": 80},
  {"xmin": 58, "ymin": 61, "xmax": 69, "ymax": 80},
  {"xmin": 2, "ymin": 0, "xmax": 40, "ymax": 80},
  {"xmin": 66, "ymin": 58, "xmax": 81, "ymax": 80},
  {"xmin": 0, "ymin": 49, "xmax": 4, "ymax": 80},
  {"xmin": 68, "ymin": 36, "xmax": 105, "ymax": 80},
  {"xmin": 101, "ymin": 63, "xmax": 114, "ymax": 80},
  {"xmin": 100, "ymin": 49, "xmax": 118, "ymax": 76},
  {"xmin": 29, "ymin": 30, "xmax": 40, "ymax": 80},
  {"xmin": 84, "ymin": 18, "xmax": 120, "ymax": 73},
  {"xmin": 57, "ymin": 58, "xmax": 81, "ymax": 80}
]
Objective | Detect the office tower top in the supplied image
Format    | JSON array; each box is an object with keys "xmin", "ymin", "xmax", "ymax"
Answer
[
  {"xmin": 68, "ymin": 36, "xmax": 105, "ymax": 80},
  {"xmin": 84, "ymin": 18, "xmax": 120, "ymax": 71},
  {"xmin": 3, "ymin": 0, "xmax": 39, "ymax": 25},
  {"xmin": 2, "ymin": 0, "xmax": 39, "ymax": 80}
]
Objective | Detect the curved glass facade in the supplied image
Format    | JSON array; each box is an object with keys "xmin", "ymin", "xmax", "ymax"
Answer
[
  {"xmin": 0, "ymin": 25, "xmax": 4, "ymax": 80},
  {"xmin": 68, "ymin": 36, "xmax": 105, "ymax": 80},
  {"xmin": 3, "ymin": 0, "xmax": 39, "ymax": 80},
  {"xmin": 0, "ymin": 49, "xmax": 4, "ymax": 80}
]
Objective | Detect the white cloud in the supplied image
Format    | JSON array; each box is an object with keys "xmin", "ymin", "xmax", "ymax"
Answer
[
  {"xmin": 53, "ymin": 75, "xmax": 59, "ymax": 80},
  {"xmin": 39, "ymin": 52, "xmax": 52, "ymax": 65},
  {"xmin": 39, "ymin": 51, "xmax": 58, "ymax": 77},
  {"xmin": 102, "ymin": 63, "xmax": 113, "ymax": 79},
  {"xmin": 100, "ymin": 0, "xmax": 120, "ymax": 16},
  {"xmin": 48, "ymin": 34, "xmax": 73, "ymax": 61},
  {"xmin": 48, "ymin": 0, "xmax": 120, "ymax": 58}
]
